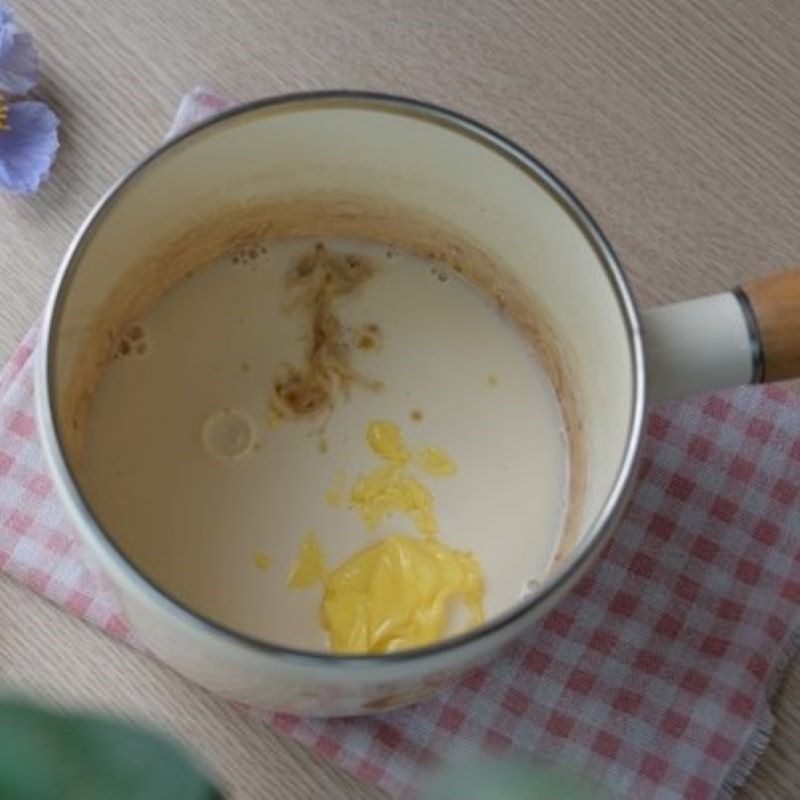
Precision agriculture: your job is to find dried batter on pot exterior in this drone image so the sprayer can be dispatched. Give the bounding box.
[269,243,382,422]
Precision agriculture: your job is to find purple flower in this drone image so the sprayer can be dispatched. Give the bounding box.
[0,5,59,193]
[0,99,58,192]
[0,5,37,95]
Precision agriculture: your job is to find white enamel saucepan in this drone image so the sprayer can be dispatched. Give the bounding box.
[36,92,800,715]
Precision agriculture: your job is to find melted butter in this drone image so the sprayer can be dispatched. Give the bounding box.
[367,420,410,463]
[325,471,348,508]
[252,552,272,571]
[416,447,457,477]
[320,534,484,653]
[348,421,456,536]
[287,532,326,588]
[288,420,484,653]
[351,463,437,536]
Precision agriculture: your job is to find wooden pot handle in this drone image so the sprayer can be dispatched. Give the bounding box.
[739,268,800,383]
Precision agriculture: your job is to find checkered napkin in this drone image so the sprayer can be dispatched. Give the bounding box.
[1,89,799,800]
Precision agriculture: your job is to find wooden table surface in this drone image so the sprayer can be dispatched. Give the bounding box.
[2,1,800,797]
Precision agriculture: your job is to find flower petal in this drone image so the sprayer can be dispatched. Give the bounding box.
[0,100,59,192]
[0,5,38,94]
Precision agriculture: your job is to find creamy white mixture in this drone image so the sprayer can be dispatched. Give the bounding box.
[83,239,568,649]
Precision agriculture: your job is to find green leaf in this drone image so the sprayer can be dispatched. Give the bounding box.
[0,698,222,800]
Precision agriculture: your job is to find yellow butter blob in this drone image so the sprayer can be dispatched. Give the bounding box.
[416,447,457,477]
[252,552,272,570]
[325,470,348,508]
[348,421,456,536]
[297,421,481,653]
[321,535,485,653]
[287,532,326,588]
[351,463,437,536]
[367,420,410,463]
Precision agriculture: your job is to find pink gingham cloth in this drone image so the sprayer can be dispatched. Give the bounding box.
[2,89,800,800]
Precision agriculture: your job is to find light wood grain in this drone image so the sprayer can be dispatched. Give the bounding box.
[1,1,800,797]
[743,268,800,383]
